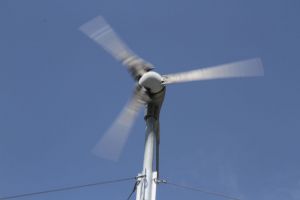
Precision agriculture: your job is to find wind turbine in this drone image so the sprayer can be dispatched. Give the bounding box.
[79,16,264,200]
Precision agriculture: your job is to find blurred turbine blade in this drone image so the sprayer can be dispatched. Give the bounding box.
[79,16,133,62]
[79,16,153,80]
[92,87,146,161]
[162,58,264,84]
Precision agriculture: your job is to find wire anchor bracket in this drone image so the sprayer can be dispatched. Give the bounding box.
[154,178,167,184]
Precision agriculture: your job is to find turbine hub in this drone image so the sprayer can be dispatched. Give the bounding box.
[139,71,164,93]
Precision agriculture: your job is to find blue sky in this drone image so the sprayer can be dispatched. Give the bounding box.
[1,0,300,199]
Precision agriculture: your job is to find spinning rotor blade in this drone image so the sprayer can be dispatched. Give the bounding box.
[92,87,148,161]
[162,58,264,84]
[79,16,153,80]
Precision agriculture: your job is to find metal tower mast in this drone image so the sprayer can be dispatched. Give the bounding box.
[136,89,165,200]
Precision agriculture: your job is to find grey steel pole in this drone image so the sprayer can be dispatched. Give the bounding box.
[136,116,158,200]
[143,116,156,200]
[136,87,165,200]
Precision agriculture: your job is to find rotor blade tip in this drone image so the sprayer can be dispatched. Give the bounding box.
[92,146,119,162]
[254,57,264,76]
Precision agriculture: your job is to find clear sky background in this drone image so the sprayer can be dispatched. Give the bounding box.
[1,0,300,199]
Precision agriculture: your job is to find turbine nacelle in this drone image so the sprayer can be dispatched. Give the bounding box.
[139,71,164,93]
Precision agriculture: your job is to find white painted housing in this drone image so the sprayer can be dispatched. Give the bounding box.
[139,71,163,93]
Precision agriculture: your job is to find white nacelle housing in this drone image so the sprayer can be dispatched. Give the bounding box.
[139,71,163,93]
